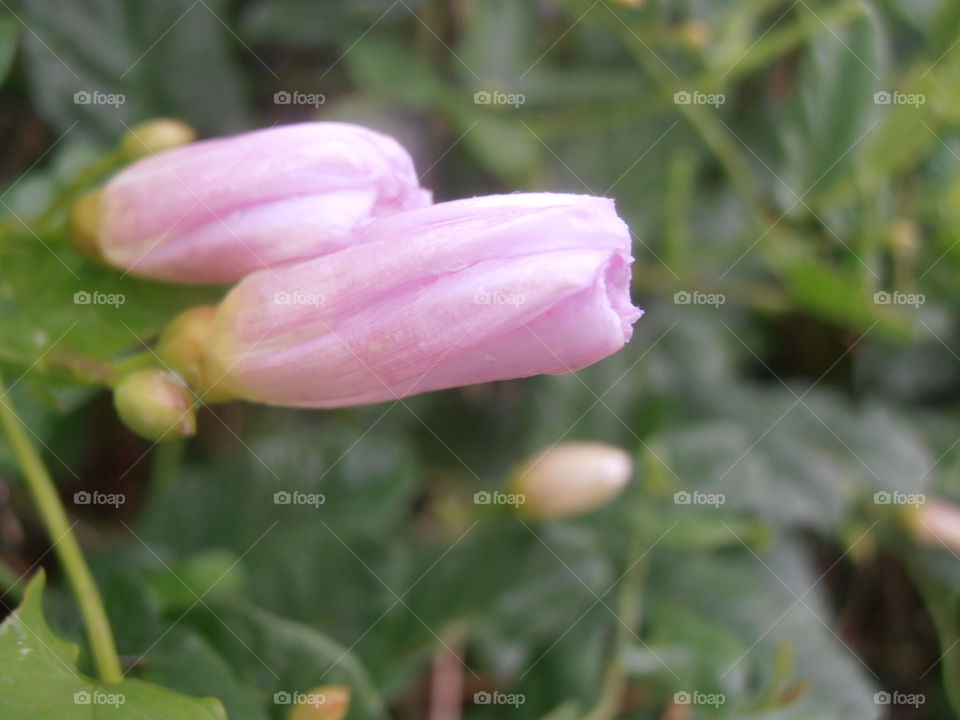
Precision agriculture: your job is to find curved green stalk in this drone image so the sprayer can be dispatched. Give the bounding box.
[0,373,122,682]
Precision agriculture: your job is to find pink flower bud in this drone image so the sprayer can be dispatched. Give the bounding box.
[910,499,960,552]
[94,122,432,283]
[512,441,633,519]
[180,193,641,407]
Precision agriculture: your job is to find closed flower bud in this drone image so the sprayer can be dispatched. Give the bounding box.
[287,686,350,720]
[120,118,197,159]
[155,305,234,401]
[512,441,633,519]
[908,500,960,552]
[68,190,106,264]
[94,122,432,283]
[192,193,642,407]
[113,369,196,442]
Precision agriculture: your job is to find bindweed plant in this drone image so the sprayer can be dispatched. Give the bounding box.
[2,1,960,719]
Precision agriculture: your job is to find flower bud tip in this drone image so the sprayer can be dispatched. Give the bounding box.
[113,369,196,442]
[512,441,632,520]
[68,190,106,264]
[287,686,351,720]
[120,118,197,160]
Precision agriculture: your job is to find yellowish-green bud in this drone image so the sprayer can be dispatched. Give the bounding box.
[113,369,196,442]
[68,190,106,264]
[156,305,234,402]
[512,441,632,519]
[677,21,711,51]
[287,686,351,720]
[120,118,197,160]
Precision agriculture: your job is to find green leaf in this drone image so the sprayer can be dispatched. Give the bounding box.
[648,542,879,718]
[0,14,19,87]
[180,602,388,720]
[779,4,884,206]
[21,0,250,140]
[0,237,220,371]
[141,630,269,720]
[0,572,227,719]
[344,35,449,109]
[241,0,402,47]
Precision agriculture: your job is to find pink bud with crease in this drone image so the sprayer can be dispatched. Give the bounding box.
[93,122,432,283]
[171,193,642,407]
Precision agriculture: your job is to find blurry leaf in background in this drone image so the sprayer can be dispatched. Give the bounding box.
[0,13,19,87]
[648,543,879,719]
[20,0,251,140]
[779,3,884,207]
[241,0,406,48]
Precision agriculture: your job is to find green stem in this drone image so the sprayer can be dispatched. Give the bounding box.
[582,541,648,720]
[0,374,122,683]
[149,439,186,500]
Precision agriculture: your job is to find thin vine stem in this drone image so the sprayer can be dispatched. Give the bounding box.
[0,373,122,682]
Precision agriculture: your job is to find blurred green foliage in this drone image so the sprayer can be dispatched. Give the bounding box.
[2,0,960,718]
